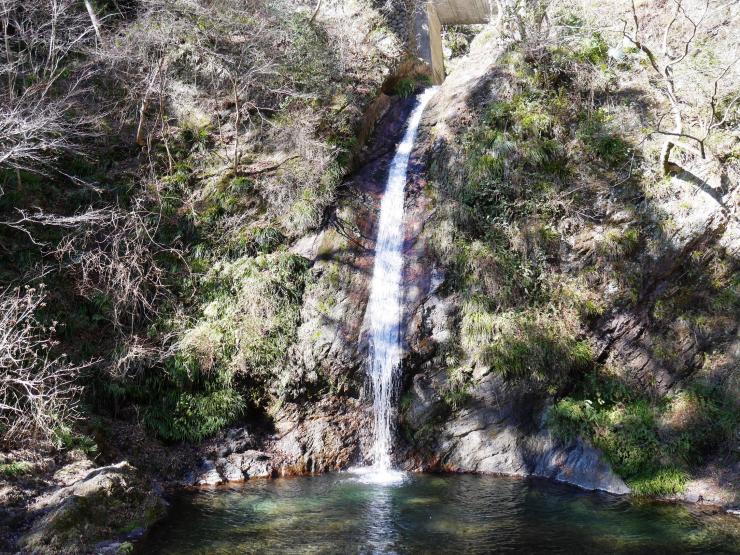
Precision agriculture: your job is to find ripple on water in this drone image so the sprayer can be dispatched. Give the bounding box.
[136,474,740,554]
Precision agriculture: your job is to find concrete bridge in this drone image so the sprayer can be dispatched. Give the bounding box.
[415,1,495,83]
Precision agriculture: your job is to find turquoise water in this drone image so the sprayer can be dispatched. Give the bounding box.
[137,473,740,554]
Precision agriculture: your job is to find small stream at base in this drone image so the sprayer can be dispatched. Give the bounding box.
[137,473,740,554]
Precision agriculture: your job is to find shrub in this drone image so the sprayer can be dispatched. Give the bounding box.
[393,77,417,98]
[143,387,245,443]
[546,370,729,496]
[551,395,687,495]
[591,401,660,478]
[440,368,473,412]
[487,323,593,387]
[574,32,609,66]
[666,385,739,466]
[629,467,688,497]
[462,309,593,389]
[598,227,640,259]
[52,424,98,455]
[578,108,630,165]
[0,285,86,449]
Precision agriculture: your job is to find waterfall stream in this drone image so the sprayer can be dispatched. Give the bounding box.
[358,87,437,482]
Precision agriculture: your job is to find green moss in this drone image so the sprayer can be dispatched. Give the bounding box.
[0,461,34,478]
[578,108,631,165]
[629,468,688,497]
[393,77,417,98]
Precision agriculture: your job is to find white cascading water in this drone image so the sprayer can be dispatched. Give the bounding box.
[354,87,437,483]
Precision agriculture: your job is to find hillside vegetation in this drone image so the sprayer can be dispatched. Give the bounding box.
[0,0,737,507]
[409,0,738,497]
[0,0,407,451]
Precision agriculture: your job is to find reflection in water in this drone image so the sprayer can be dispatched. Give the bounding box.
[137,473,740,554]
[366,485,399,554]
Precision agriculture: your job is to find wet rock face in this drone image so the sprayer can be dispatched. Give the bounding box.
[193,397,374,485]
[283,96,423,399]
[398,366,630,494]
[18,462,166,555]
[268,398,374,474]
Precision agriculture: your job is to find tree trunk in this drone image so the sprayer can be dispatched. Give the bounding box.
[310,0,322,24]
[660,78,683,175]
[136,99,149,147]
[83,0,102,41]
[233,80,240,175]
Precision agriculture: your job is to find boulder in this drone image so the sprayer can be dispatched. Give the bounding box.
[195,460,223,486]
[219,459,245,482]
[19,462,167,555]
[52,459,96,486]
[235,451,274,479]
[401,366,629,494]
[528,434,630,494]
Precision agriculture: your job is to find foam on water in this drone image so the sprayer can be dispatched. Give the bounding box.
[346,466,408,486]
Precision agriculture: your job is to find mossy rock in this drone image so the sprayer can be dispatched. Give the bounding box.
[19,462,167,554]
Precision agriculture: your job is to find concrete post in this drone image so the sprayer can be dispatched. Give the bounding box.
[426,4,445,84]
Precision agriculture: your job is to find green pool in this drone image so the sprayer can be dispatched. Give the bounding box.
[137,473,740,554]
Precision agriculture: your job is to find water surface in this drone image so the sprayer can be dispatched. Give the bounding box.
[137,473,740,554]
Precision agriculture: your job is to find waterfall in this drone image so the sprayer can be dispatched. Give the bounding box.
[361,87,437,480]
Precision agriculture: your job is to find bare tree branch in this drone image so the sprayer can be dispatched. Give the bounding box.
[0,284,91,448]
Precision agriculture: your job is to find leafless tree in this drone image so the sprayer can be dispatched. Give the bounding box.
[0,284,88,448]
[54,200,178,332]
[2,198,178,332]
[495,0,555,45]
[83,0,102,41]
[2,206,111,245]
[623,0,738,174]
[0,0,98,177]
[310,0,323,24]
